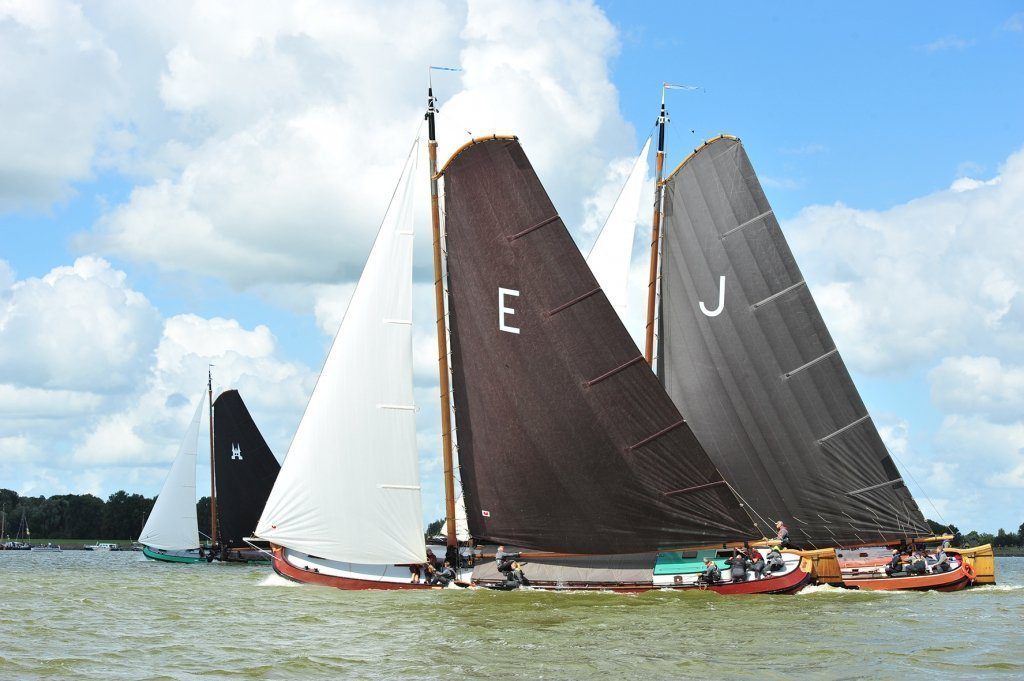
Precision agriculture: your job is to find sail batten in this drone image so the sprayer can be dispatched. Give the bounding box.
[442,137,757,554]
[255,140,425,565]
[657,136,929,546]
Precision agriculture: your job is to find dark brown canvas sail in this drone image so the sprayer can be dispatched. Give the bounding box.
[440,137,758,554]
[657,136,929,547]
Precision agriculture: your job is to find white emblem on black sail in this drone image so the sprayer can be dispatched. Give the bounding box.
[231,443,243,460]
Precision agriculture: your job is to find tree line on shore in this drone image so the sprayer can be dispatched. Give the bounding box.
[0,489,214,541]
[3,488,1023,547]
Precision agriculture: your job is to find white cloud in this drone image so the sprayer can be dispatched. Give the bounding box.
[65,0,633,291]
[0,0,123,208]
[0,256,162,393]
[929,356,1024,423]
[920,36,973,53]
[787,145,1024,375]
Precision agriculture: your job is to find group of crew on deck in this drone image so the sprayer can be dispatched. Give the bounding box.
[697,545,787,585]
[884,542,955,577]
[409,551,456,586]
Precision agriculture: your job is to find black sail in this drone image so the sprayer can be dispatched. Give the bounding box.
[657,136,928,547]
[213,390,281,548]
[441,137,757,554]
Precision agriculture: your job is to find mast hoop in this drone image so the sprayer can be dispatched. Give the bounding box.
[508,214,560,242]
[434,134,519,179]
[585,355,645,387]
[547,286,602,316]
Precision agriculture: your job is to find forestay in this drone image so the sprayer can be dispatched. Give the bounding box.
[139,395,204,551]
[256,142,425,565]
[657,136,929,547]
[586,136,651,319]
[440,137,758,554]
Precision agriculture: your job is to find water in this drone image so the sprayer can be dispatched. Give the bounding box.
[1,553,1022,679]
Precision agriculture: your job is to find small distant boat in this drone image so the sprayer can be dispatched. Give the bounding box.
[139,394,205,564]
[85,543,120,551]
[30,543,62,552]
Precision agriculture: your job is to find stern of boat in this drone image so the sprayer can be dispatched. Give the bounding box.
[792,547,842,585]
[947,544,995,585]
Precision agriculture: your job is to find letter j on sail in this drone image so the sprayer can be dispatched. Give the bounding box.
[700,276,726,317]
[499,287,520,333]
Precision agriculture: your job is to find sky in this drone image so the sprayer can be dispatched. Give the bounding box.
[1,1,1022,534]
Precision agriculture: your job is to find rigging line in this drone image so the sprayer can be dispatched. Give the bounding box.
[886,447,949,530]
[723,481,774,537]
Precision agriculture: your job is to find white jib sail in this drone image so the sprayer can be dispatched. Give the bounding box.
[585,136,652,319]
[444,495,470,543]
[138,394,204,551]
[256,140,425,565]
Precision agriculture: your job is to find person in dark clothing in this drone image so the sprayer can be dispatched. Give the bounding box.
[906,551,927,575]
[495,545,519,578]
[428,560,456,587]
[765,547,785,572]
[697,558,721,585]
[884,549,903,576]
[725,550,748,583]
[932,547,950,573]
[748,550,767,579]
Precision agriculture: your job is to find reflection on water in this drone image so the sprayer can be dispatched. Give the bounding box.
[1,552,1021,679]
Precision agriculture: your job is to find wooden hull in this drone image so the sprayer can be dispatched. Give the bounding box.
[842,563,972,592]
[794,547,842,585]
[947,544,995,585]
[271,546,436,590]
[272,546,810,594]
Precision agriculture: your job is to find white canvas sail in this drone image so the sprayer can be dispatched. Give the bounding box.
[444,495,469,542]
[586,137,651,319]
[256,142,425,565]
[138,394,204,551]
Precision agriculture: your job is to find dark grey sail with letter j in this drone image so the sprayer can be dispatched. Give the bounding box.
[657,135,928,548]
[440,136,758,555]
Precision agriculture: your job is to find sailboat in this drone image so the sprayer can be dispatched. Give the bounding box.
[208,387,280,563]
[257,82,823,594]
[644,100,992,589]
[140,394,205,563]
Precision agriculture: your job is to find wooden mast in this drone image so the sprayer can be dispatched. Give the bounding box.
[643,91,668,366]
[426,79,458,557]
[208,366,217,546]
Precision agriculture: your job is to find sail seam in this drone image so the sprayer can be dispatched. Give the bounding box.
[751,280,806,309]
[548,287,603,316]
[662,479,727,497]
[585,355,644,387]
[627,419,686,451]
[383,318,413,325]
[720,209,773,238]
[507,214,559,241]
[377,404,416,411]
[817,414,871,444]
[845,478,903,497]
[783,348,838,379]
[378,484,421,490]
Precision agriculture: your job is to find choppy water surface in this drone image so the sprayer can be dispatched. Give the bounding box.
[1,552,1021,679]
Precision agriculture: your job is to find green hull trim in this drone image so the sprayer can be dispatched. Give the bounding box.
[142,545,204,564]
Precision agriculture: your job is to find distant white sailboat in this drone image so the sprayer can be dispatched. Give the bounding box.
[139,395,204,564]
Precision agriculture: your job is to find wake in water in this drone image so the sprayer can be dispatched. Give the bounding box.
[258,573,299,587]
